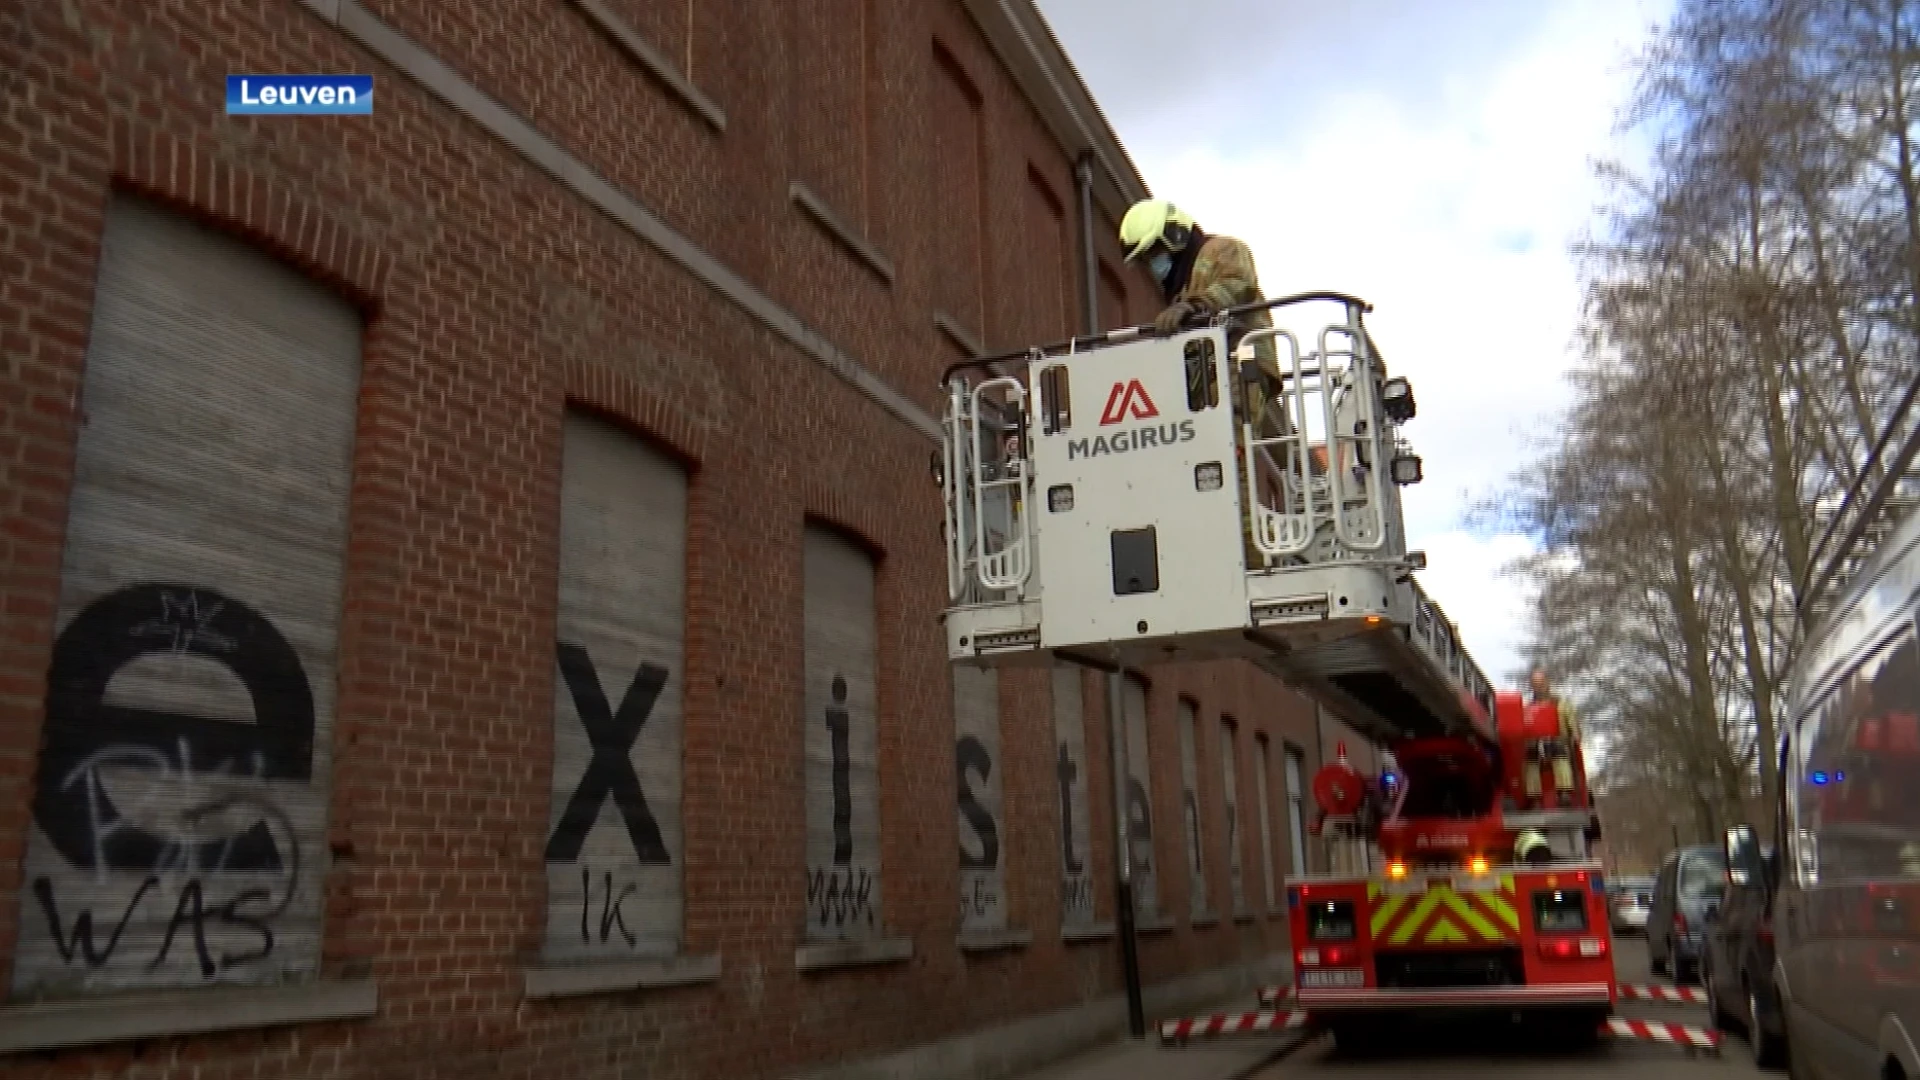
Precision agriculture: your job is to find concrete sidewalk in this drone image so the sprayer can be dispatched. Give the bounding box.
[1005,1033,1301,1080]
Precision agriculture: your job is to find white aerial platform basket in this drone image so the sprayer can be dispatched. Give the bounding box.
[937,292,1497,744]
[1030,329,1248,648]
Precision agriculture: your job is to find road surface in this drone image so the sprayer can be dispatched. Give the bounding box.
[1246,934,1771,1079]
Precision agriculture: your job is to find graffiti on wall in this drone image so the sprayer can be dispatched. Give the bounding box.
[805,675,878,932]
[13,194,366,997]
[548,648,671,864]
[954,666,1004,932]
[1176,701,1208,917]
[18,585,325,994]
[803,529,884,941]
[1221,720,1246,914]
[804,674,879,932]
[1052,666,1096,926]
[1125,777,1157,916]
[1122,679,1159,919]
[543,646,676,954]
[542,413,687,962]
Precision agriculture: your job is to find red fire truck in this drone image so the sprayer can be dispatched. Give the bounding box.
[933,293,1630,1044]
[1286,690,1615,1040]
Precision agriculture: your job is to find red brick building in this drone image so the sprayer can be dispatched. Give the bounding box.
[0,1,1353,1076]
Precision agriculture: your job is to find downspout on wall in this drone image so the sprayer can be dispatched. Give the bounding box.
[1073,145,1145,1039]
[1074,150,1099,336]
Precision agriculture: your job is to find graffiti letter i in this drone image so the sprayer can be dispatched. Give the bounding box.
[827,676,852,864]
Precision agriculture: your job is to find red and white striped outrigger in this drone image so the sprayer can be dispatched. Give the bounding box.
[1614,983,1709,1006]
[1255,984,1295,1007]
[1158,1009,1310,1045]
[1159,983,1724,1056]
[1603,1018,1723,1054]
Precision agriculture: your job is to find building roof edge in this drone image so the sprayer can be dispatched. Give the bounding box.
[959,0,1153,223]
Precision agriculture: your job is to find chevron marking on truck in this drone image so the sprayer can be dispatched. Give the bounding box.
[1603,1018,1723,1054]
[1158,1009,1311,1044]
[1367,877,1519,945]
[1615,983,1709,1005]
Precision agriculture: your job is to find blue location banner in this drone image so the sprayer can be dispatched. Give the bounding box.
[226,75,373,115]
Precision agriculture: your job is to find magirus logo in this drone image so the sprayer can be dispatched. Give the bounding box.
[1069,379,1197,459]
[1068,419,1197,460]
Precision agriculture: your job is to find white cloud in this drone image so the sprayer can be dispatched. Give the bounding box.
[1041,0,1669,684]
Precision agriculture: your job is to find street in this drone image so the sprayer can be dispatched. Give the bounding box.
[1241,935,1766,1080]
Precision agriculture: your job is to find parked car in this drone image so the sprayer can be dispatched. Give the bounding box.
[1648,844,1727,984]
[1610,876,1654,933]
[1704,833,1785,1068]
[1768,501,1919,1080]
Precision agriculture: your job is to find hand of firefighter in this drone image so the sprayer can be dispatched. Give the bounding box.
[1153,296,1211,334]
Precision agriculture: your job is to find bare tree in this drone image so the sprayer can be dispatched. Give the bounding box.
[1491,0,1918,843]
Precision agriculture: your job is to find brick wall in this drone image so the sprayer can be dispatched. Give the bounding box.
[0,0,1345,1076]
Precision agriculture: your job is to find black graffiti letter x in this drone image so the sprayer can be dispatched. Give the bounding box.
[545,644,671,865]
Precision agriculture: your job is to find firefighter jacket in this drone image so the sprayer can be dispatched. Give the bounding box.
[1172,235,1285,436]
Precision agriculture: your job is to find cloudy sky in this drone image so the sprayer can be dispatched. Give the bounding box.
[1036,0,1673,685]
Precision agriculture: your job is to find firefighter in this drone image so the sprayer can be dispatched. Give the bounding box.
[1119,199,1292,566]
[1515,827,1553,867]
[1525,667,1581,809]
[1118,199,1287,434]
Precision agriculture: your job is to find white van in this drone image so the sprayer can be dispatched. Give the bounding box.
[1770,500,1920,1080]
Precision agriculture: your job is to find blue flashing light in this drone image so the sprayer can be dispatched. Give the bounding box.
[1811,771,1829,786]
[1834,771,1845,782]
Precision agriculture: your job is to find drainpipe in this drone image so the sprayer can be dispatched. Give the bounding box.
[1077,148,1145,1040]
[1074,150,1100,335]
[1107,665,1145,1040]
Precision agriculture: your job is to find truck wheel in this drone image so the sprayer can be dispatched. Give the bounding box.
[1326,1019,1380,1053]
[1553,1009,1607,1048]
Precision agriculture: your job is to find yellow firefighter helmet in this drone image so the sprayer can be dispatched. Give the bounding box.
[1515,828,1552,866]
[1118,199,1197,264]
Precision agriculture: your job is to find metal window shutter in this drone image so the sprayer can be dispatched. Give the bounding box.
[1221,721,1245,912]
[1177,700,1207,915]
[1122,677,1158,919]
[801,526,883,941]
[542,412,688,962]
[955,665,1004,933]
[17,195,361,997]
[1255,739,1277,907]
[1286,748,1309,876]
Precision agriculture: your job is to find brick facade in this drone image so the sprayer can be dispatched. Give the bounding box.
[0,1,1344,1076]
